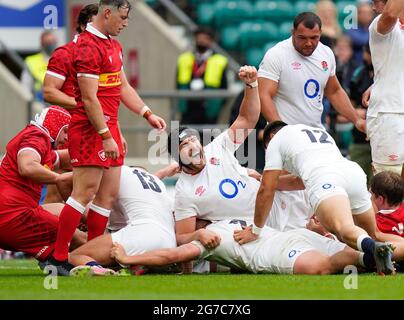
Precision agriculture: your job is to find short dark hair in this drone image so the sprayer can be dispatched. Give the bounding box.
[293,12,322,30]
[263,121,287,147]
[194,27,214,39]
[76,4,99,34]
[370,171,404,207]
[99,0,132,11]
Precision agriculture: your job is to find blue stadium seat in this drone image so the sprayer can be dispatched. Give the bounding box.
[220,25,241,50]
[239,21,279,50]
[214,1,253,27]
[254,1,295,23]
[245,47,265,68]
[278,21,293,41]
[196,3,216,26]
[294,1,316,15]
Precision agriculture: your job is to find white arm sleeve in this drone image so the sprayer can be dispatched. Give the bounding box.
[264,135,284,171]
[257,47,282,82]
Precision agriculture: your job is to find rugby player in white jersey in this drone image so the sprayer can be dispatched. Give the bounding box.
[68,165,176,275]
[110,219,379,275]
[234,121,404,275]
[258,12,365,132]
[366,0,404,175]
[168,67,312,254]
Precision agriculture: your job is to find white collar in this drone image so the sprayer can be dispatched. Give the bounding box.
[86,23,109,40]
[379,208,399,215]
[30,121,53,142]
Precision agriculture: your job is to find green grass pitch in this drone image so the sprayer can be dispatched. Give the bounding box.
[0,259,403,300]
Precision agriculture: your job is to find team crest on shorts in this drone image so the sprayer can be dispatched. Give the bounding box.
[321,61,328,71]
[209,157,220,166]
[98,150,107,161]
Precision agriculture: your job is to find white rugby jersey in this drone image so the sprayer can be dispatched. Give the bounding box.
[368,15,404,117]
[267,190,312,231]
[258,37,336,128]
[108,165,175,233]
[194,219,292,273]
[174,131,259,222]
[264,124,346,181]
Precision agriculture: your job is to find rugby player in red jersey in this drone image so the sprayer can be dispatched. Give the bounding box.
[0,106,84,263]
[48,0,166,275]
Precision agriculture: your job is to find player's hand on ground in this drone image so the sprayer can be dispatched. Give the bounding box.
[233,226,258,245]
[197,229,221,249]
[361,87,371,108]
[147,114,166,131]
[110,242,128,264]
[121,134,128,156]
[103,137,120,160]
[238,65,257,84]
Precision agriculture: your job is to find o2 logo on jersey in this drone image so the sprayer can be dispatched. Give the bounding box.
[219,178,246,199]
[288,250,300,258]
[304,79,320,99]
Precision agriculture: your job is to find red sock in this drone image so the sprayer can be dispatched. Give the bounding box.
[87,205,110,241]
[53,200,84,261]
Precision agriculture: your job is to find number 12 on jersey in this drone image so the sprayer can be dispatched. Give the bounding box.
[301,129,332,144]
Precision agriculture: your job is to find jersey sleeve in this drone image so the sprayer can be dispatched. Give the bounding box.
[211,130,243,154]
[264,134,284,171]
[174,185,199,221]
[17,131,49,161]
[258,47,282,82]
[369,15,393,39]
[46,46,70,81]
[75,39,103,78]
[328,47,336,77]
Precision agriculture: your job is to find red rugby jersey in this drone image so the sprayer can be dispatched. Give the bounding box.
[376,204,404,238]
[0,125,57,208]
[46,39,77,98]
[73,23,123,123]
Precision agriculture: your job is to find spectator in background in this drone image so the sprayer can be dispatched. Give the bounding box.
[349,44,374,182]
[334,35,358,93]
[316,0,342,48]
[21,31,58,102]
[332,35,359,155]
[346,1,374,64]
[176,27,228,125]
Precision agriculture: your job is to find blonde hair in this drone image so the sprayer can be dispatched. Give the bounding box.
[315,0,342,39]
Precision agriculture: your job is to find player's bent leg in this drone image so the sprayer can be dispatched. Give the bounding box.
[316,195,368,250]
[41,203,65,217]
[69,229,87,251]
[69,233,115,267]
[293,250,334,275]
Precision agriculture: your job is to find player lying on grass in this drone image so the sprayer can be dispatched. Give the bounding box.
[234,121,404,275]
[67,165,178,276]
[108,219,379,275]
